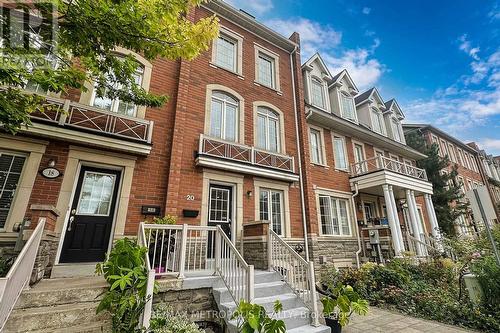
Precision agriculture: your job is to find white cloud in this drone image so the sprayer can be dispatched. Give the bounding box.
[362,7,371,15]
[224,0,273,15]
[478,139,500,154]
[458,34,480,60]
[265,17,384,90]
[488,2,500,20]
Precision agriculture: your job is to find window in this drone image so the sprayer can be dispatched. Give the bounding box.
[457,148,464,166]
[311,77,326,109]
[332,135,348,170]
[353,143,366,173]
[256,107,280,152]
[210,91,239,141]
[257,52,275,88]
[364,202,375,221]
[310,128,323,165]
[77,171,116,216]
[0,152,26,229]
[319,195,351,236]
[431,135,441,156]
[371,109,384,134]
[448,143,457,163]
[375,149,385,168]
[215,34,237,72]
[340,93,357,122]
[392,119,402,142]
[92,66,144,117]
[260,189,284,236]
[440,139,449,158]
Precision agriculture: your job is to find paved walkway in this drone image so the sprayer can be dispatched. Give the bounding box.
[344,307,474,333]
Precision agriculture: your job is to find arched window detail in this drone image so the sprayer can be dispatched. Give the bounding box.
[256,107,280,153]
[210,91,239,142]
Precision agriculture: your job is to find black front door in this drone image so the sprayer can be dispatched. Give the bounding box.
[60,166,121,263]
[207,184,233,258]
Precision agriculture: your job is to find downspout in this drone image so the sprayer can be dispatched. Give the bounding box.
[350,182,362,268]
[290,47,309,260]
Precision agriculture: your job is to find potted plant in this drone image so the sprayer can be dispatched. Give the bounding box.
[321,283,368,333]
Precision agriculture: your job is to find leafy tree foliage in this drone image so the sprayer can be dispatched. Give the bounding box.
[1,0,219,134]
[405,131,469,236]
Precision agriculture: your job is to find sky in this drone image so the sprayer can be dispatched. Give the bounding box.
[225,0,500,155]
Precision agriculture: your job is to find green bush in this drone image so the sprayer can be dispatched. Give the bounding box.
[150,304,204,333]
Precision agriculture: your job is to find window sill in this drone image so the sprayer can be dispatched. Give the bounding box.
[209,62,244,80]
[334,168,349,173]
[253,81,282,95]
[311,162,329,169]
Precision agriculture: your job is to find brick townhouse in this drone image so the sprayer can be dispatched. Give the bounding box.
[297,54,441,266]
[402,124,498,235]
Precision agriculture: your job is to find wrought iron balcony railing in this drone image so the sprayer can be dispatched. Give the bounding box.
[198,134,295,173]
[350,155,427,181]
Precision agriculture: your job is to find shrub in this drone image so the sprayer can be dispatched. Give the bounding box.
[150,304,204,333]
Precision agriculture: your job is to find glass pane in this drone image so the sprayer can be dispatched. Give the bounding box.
[210,99,223,138]
[342,95,355,121]
[339,200,350,235]
[319,196,332,235]
[269,118,278,152]
[216,36,236,71]
[311,80,324,108]
[225,104,237,141]
[256,115,267,149]
[310,131,321,164]
[271,191,283,235]
[259,190,269,221]
[209,188,230,222]
[331,198,340,235]
[0,153,26,229]
[93,94,113,111]
[258,55,273,87]
[77,172,116,216]
[334,138,347,169]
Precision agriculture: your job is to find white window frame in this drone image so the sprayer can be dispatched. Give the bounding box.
[457,148,464,166]
[0,150,27,230]
[339,91,357,122]
[254,44,280,91]
[440,139,449,158]
[332,133,348,171]
[310,76,327,110]
[374,148,385,168]
[211,27,243,76]
[258,188,285,236]
[256,106,281,153]
[371,108,384,134]
[352,140,367,172]
[392,118,403,142]
[309,126,326,166]
[210,91,239,142]
[317,191,353,237]
[448,143,457,163]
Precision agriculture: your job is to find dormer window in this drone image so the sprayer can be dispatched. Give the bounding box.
[371,108,384,134]
[391,118,402,142]
[340,93,356,122]
[311,77,326,109]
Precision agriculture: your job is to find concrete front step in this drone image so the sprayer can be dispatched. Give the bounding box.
[214,280,292,304]
[4,302,109,332]
[287,324,331,333]
[219,292,300,314]
[15,276,107,309]
[227,306,312,332]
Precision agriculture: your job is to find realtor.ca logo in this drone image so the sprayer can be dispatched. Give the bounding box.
[1,1,58,68]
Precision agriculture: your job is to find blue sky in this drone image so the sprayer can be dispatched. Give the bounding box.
[226,0,500,155]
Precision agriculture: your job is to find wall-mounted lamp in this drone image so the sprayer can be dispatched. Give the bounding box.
[246,190,253,198]
[48,159,56,167]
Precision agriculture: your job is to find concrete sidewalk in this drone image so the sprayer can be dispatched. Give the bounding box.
[344,307,474,333]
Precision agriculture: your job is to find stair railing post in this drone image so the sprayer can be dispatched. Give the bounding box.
[142,269,155,328]
[178,224,188,279]
[214,229,221,275]
[247,265,254,302]
[308,261,320,327]
[267,229,273,272]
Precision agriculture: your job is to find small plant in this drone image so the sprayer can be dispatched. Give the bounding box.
[152,215,177,225]
[321,284,369,327]
[150,304,205,333]
[231,300,286,333]
[96,238,157,332]
[0,255,15,277]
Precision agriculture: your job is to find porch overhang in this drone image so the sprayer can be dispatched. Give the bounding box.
[350,169,433,198]
[196,155,300,182]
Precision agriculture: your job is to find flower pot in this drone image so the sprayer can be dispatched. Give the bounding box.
[325,317,342,333]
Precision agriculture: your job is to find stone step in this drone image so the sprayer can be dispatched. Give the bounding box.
[219,292,300,314]
[254,270,282,284]
[213,280,292,304]
[15,276,108,309]
[4,302,109,332]
[287,324,331,333]
[227,306,312,332]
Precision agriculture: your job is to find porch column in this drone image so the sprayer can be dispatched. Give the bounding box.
[406,190,424,256]
[424,194,443,251]
[389,185,405,252]
[383,185,402,255]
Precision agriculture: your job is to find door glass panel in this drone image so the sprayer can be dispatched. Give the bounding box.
[259,190,269,221]
[209,187,230,222]
[0,153,26,229]
[271,191,283,235]
[77,172,116,216]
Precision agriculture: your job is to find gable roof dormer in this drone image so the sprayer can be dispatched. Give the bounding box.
[355,87,386,110]
[384,99,405,120]
[330,69,358,96]
[302,53,333,82]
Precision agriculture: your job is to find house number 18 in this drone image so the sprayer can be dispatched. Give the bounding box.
[186,195,195,201]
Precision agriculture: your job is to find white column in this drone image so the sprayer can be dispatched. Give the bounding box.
[383,185,402,255]
[410,191,428,256]
[389,186,405,252]
[406,190,424,256]
[424,194,443,251]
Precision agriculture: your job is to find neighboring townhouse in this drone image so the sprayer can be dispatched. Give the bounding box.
[298,54,440,267]
[402,124,490,235]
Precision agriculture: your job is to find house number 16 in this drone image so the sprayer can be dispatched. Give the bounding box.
[186,195,195,201]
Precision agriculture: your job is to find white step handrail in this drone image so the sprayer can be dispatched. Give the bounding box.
[268,229,320,327]
[0,219,45,331]
[138,223,155,329]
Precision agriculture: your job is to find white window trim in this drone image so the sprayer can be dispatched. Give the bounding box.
[308,74,329,111]
[315,188,354,238]
[370,107,386,135]
[352,140,367,169]
[440,139,449,158]
[308,125,328,167]
[254,179,291,238]
[254,43,281,92]
[447,143,457,163]
[331,132,349,172]
[204,84,245,143]
[210,26,244,77]
[253,101,286,153]
[391,117,403,142]
[338,90,358,123]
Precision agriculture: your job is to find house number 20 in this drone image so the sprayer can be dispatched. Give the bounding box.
[186,195,195,201]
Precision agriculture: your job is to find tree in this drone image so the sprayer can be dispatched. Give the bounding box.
[1,0,219,134]
[405,131,469,236]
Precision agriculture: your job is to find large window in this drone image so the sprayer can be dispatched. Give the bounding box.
[92,66,144,117]
[210,91,239,141]
[214,34,237,72]
[259,189,284,236]
[319,195,351,236]
[257,52,276,88]
[340,93,357,122]
[311,77,326,109]
[371,109,384,134]
[0,152,26,229]
[310,128,323,164]
[392,119,402,142]
[256,107,280,152]
[333,135,348,170]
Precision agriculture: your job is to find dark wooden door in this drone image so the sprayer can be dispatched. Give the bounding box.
[59,166,121,263]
